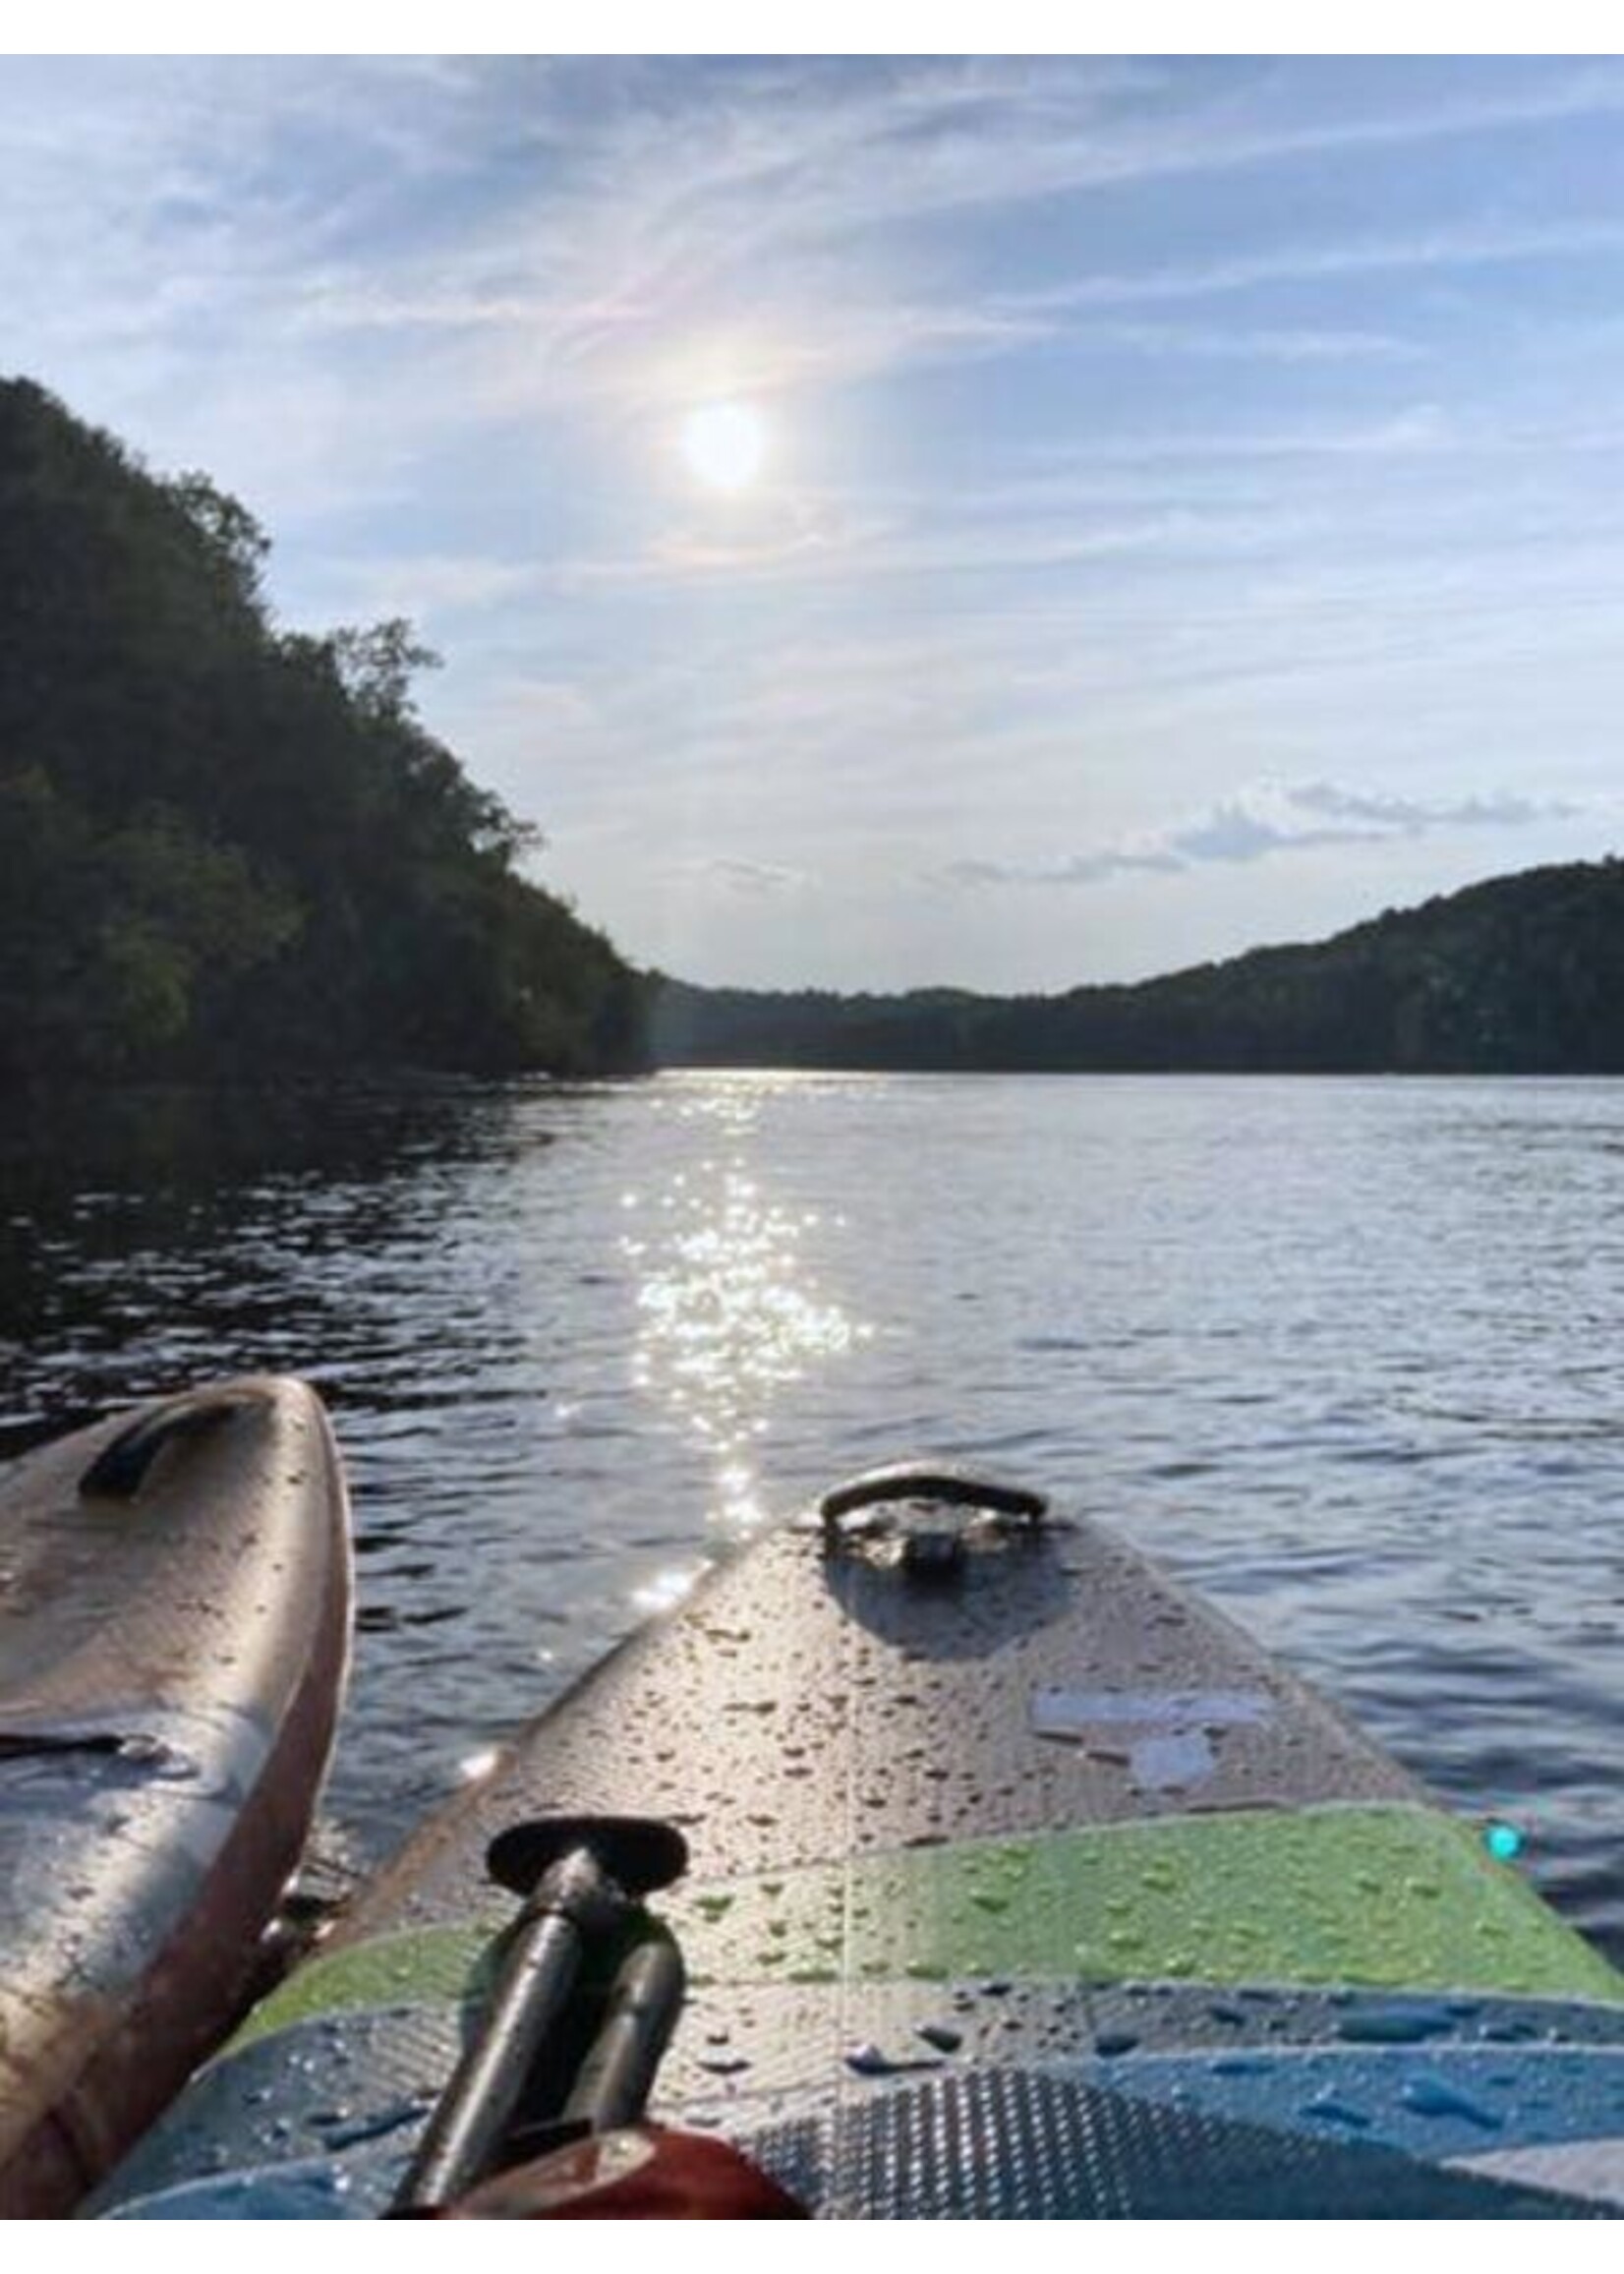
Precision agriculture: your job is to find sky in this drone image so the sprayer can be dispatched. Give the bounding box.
[6,49,1624,992]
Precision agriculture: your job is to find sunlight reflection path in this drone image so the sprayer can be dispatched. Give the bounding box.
[623,1081,865,1598]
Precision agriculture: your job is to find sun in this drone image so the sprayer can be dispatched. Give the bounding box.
[680,399,768,493]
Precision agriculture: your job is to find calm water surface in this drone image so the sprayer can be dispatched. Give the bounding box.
[4,1073,1623,1964]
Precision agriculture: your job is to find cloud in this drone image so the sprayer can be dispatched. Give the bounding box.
[39,54,1617,472]
[661,857,809,897]
[943,780,1583,887]
[1281,782,1573,833]
[551,492,1321,594]
[555,496,895,588]
[318,553,543,622]
[1012,213,1624,322]
[482,57,1624,277]
[18,54,1624,554]
[944,849,1185,888]
[1081,320,1423,365]
[300,64,1624,454]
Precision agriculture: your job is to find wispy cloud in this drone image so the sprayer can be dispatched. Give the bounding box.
[662,856,810,897]
[268,69,1624,445]
[941,782,1584,889]
[17,57,1624,512]
[425,57,1624,293]
[319,553,544,624]
[1012,213,1624,321]
[1080,320,1424,365]
[551,492,1328,593]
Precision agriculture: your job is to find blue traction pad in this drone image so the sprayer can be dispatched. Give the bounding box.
[93,1983,1624,2219]
[724,2067,1622,2219]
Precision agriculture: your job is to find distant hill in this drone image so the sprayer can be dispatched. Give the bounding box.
[0,379,647,1085]
[653,858,1624,1074]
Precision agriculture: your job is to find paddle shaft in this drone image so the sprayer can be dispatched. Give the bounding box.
[394,1846,619,2213]
[561,1936,686,2130]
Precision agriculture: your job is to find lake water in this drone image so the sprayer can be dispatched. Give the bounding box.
[4,1071,1624,1966]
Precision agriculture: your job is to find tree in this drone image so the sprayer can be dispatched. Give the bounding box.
[0,378,650,1084]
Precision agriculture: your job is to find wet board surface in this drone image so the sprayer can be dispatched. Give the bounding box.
[0,1375,351,2214]
[93,1478,1624,2218]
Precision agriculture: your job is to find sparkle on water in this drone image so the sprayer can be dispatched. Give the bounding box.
[628,1084,864,1541]
[632,1562,704,1616]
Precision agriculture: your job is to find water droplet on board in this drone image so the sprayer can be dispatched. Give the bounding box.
[1400,2075,1503,2129]
[1335,2003,1453,2046]
[321,2100,427,2150]
[116,1734,170,1765]
[1302,2092,1371,2129]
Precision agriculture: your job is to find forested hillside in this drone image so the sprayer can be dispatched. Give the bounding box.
[0,379,647,1084]
[653,858,1624,1074]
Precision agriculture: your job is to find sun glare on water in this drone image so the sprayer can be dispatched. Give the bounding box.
[680,399,768,493]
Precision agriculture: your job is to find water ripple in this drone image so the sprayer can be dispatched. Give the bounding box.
[3,1070,1623,1970]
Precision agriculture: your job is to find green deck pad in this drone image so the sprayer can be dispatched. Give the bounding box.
[230,1914,671,2051]
[231,1925,494,2048]
[230,1804,1623,2062]
[664,1804,1624,2003]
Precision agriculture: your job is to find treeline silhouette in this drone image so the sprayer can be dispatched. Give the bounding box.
[0,379,646,1085]
[653,856,1624,1073]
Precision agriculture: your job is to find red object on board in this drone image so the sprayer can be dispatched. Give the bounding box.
[447,2125,807,2219]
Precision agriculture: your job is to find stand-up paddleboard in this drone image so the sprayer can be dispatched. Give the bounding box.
[94,1467,1624,2219]
[0,1375,352,2215]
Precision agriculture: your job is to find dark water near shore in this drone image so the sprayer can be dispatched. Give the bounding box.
[4,1072,1624,1965]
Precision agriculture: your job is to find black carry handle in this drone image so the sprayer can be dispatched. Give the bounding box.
[391,1814,688,2215]
[820,1462,1047,1546]
[79,1387,261,1501]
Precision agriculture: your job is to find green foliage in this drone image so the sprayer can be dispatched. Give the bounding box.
[653,858,1624,1075]
[0,378,649,1084]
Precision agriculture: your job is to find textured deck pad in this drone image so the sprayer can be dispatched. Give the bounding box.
[1039,2043,1624,2170]
[100,2052,1623,2220]
[347,1518,1420,1939]
[726,2068,1617,2219]
[663,1806,1624,2000]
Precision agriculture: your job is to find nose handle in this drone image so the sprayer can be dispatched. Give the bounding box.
[820,1463,1047,1560]
[79,1386,261,1501]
